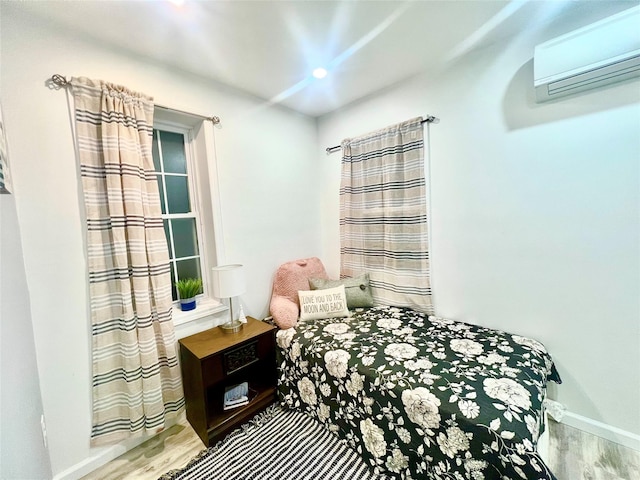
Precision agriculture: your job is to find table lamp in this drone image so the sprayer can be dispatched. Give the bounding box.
[212,264,246,333]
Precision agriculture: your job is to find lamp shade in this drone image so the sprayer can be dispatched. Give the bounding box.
[211,264,246,298]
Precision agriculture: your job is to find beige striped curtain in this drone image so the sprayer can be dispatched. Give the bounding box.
[71,77,184,445]
[340,117,433,314]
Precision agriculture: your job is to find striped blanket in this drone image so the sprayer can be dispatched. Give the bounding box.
[159,405,388,480]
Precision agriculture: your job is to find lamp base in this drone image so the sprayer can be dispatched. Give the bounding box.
[220,319,243,334]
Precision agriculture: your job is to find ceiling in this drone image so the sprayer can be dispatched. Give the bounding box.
[17,0,639,117]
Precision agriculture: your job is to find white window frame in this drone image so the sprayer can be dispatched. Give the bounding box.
[154,125,204,298]
[154,108,227,325]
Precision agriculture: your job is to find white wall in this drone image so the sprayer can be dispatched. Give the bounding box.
[2,2,639,477]
[1,6,321,478]
[318,14,640,442]
[1,194,53,480]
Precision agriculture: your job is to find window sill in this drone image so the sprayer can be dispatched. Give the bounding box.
[172,298,228,327]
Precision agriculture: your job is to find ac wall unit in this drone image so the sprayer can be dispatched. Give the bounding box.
[534,5,640,102]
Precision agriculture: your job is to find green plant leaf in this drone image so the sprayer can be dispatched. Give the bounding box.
[175,277,203,299]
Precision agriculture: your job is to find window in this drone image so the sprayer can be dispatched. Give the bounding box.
[152,108,224,312]
[152,128,203,301]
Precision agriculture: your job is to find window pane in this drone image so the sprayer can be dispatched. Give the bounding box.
[165,176,190,214]
[176,258,202,290]
[157,175,167,214]
[172,218,199,258]
[160,131,187,174]
[163,220,173,259]
[152,130,161,172]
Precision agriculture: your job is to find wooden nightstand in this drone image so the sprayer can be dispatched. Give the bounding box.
[178,316,277,446]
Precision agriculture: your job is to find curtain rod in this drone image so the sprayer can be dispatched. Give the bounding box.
[49,74,221,125]
[325,115,439,155]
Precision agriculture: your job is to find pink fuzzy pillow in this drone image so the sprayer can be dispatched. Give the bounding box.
[269,257,328,329]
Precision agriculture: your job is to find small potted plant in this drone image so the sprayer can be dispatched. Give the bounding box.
[175,278,203,311]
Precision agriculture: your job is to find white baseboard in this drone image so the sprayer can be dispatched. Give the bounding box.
[52,439,144,480]
[52,416,182,480]
[562,410,640,452]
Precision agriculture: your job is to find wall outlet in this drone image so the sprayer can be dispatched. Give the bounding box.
[40,414,48,448]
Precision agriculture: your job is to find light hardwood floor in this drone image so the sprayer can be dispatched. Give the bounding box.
[547,419,640,480]
[80,414,203,480]
[82,413,640,480]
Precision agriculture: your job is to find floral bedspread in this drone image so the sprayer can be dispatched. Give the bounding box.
[276,306,561,479]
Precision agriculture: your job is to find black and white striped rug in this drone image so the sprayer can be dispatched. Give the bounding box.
[159,405,388,480]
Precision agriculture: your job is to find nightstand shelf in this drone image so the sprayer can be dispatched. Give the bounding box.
[207,385,276,440]
[179,317,277,446]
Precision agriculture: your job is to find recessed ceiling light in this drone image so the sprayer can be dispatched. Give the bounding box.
[312,68,328,79]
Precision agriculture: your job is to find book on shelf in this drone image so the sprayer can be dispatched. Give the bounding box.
[223,382,249,410]
[223,397,249,410]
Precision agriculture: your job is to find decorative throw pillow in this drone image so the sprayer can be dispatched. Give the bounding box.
[269,257,329,329]
[298,285,350,321]
[309,273,374,309]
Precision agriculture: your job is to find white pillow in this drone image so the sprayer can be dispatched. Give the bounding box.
[298,285,350,321]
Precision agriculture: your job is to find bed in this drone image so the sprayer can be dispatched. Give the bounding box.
[276,305,561,479]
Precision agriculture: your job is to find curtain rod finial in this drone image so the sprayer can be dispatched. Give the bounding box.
[51,74,69,87]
